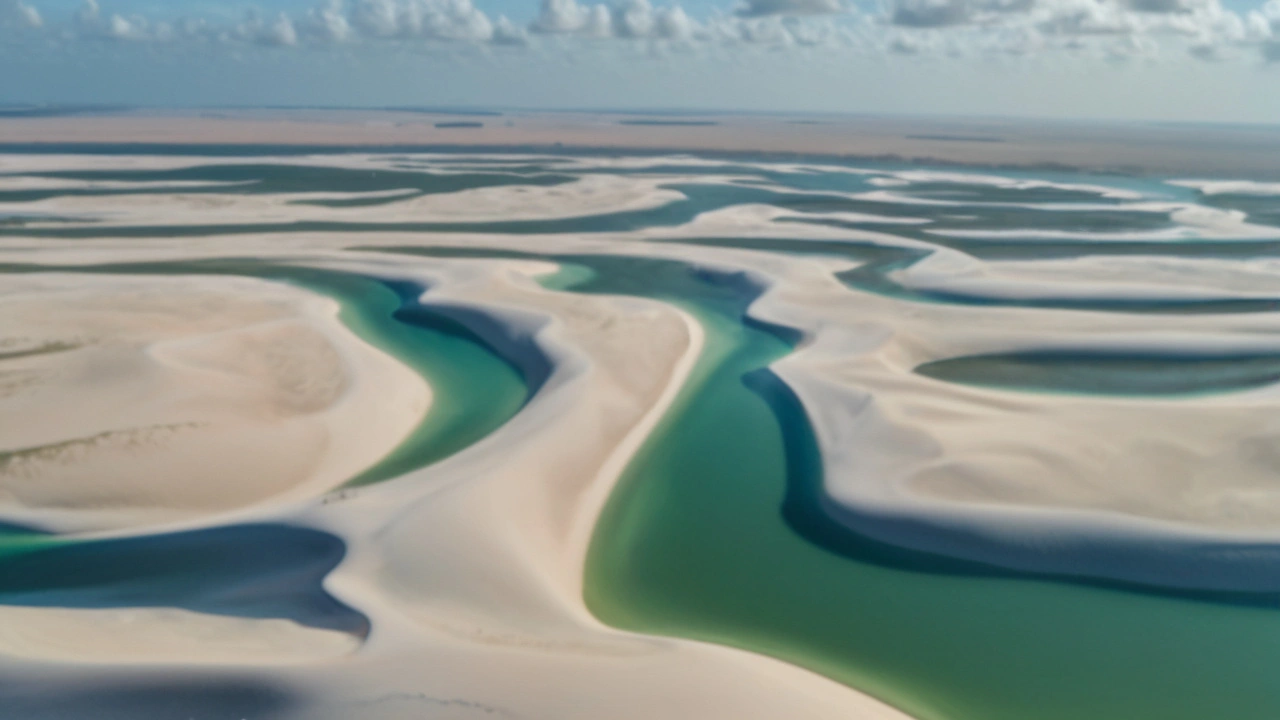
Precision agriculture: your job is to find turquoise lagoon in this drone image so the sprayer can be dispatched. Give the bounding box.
[6,150,1280,719]
[367,246,1280,720]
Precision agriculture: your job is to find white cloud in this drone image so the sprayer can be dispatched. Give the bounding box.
[236,11,299,46]
[1245,10,1271,39]
[492,14,530,44]
[75,0,98,26]
[891,0,974,27]
[301,0,354,43]
[1,0,40,28]
[582,4,614,36]
[71,0,313,47]
[881,0,1275,63]
[737,0,845,17]
[1036,0,1137,36]
[1105,31,1158,57]
[9,0,1280,67]
[654,6,697,39]
[350,0,398,36]
[612,0,655,37]
[532,0,592,32]
[702,13,845,46]
[1256,0,1280,59]
[1123,0,1194,13]
[74,0,161,41]
[888,0,1035,28]
[349,0,492,41]
[529,0,704,41]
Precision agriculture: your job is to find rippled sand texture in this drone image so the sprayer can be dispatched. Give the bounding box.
[4,147,1280,720]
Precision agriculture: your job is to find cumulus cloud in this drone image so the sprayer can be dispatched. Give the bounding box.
[348,0,493,41]
[530,0,844,46]
[528,0,705,41]
[1,0,41,28]
[611,0,655,37]
[881,0,1278,63]
[737,0,845,17]
[75,0,208,43]
[654,5,697,39]
[1036,0,1137,36]
[300,0,354,43]
[891,0,973,27]
[492,14,530,44]
[702,12,845,46]
[532,0,591,32]
[1104,31,1158,58]
[75,0,143,40]
[889,0,1033,28]
[69,0,302,45]
[1123,0,1194,14]
[1249,0,1280,59]
[10,0,1280,66]
[581,4,615,35]
[236,11,299,46]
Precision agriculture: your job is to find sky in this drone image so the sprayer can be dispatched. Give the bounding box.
[3,0,1280,123]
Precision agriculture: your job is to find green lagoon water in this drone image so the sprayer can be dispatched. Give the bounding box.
[502,256,1280,720]
[15,251,1280,720]
[0,261,530,488]
[278,271,528,486]
[917,351,1280,397]
[368,246,1280,720]
[0,523,366,641]
[11,151,1280,719]
[0,262,527,649]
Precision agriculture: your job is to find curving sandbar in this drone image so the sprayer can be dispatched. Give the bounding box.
[11,147,1280,720]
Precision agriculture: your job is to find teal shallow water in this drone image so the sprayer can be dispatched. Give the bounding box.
[10,151,1280,719]
[0,261,530,488]
[276,271,528,487]
[570,259,1280,720]
[367,246,1280,720]
[0,262,528,660]
[6,242,1280,720]
[917,350,1280,396]
[0,524,363,633]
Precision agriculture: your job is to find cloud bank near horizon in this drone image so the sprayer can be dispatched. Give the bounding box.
[2,0,1279,65]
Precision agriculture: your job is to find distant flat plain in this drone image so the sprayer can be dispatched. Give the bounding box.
[3,108,1279,178]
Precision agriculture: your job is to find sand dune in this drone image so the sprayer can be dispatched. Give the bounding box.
[10,149,1280,718]
[0,272,428,532]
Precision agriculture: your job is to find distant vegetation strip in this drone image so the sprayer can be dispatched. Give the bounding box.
[619,119,720,127]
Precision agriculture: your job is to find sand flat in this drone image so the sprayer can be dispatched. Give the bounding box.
[0,272,429,532]
[3,109,1280,177]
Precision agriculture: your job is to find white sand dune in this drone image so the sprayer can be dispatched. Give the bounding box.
[748,255,1280,592]
[11,150,1280,717]
[0,247,914,719]
[891,248,1280,301]
[0,272,428,533]
[286,260,911,720]
[0,172,699,227]
[924,205,1280,241]
[884,169,1148,200]
[1170,179,1280,196]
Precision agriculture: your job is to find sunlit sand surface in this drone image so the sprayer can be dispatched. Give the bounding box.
[5,134,1280,719]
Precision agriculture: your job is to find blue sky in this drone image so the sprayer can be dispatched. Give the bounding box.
[4,0,1280,122]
